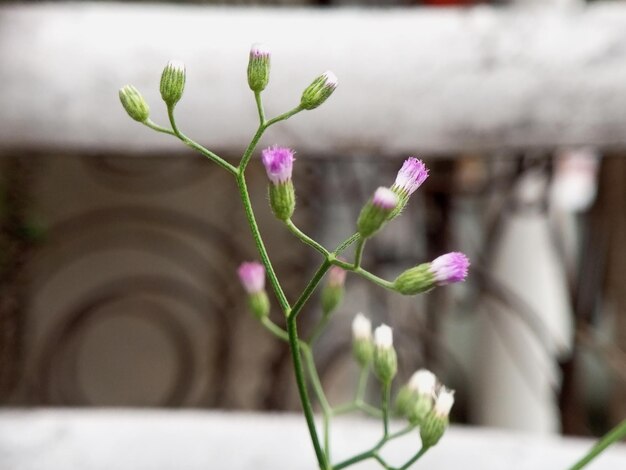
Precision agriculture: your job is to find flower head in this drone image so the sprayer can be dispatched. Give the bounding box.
[261,146,295,185]
[434,387,455,418]
[300,71,338,110]
[372,187,398,210]
[374,324,393,349]
[237,261,266,294]
[430,252,470,285]
[119,85,149,122]
[352,313,372,340]
[393,157,429,196]
[160,60,186,106]
[250,43,270,58]
[248,43,271,92]
[408,369,437,397]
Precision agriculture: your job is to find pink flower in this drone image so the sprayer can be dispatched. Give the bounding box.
[327,265,347,288]
[261,146,295,185]
[429,252,469,285]
[393,157,429,196]
[237,261,266,294]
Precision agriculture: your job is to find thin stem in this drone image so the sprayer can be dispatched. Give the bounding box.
[382,382,391,438]
[287,314,328,469]
[165,106,237,175]
[354,238,366,268]
[569,419,626,470]
[302,345,333,461]
[289,260,332,320]
[236,173,290,314]
[308,313,331,345]
[285,219,330,257]
[239,105,304,171]
[334,233,361,255]
[143,119,176,136]
[356,366,369,402]
[254,91,266,124]
[331,258,396,291]
[260,317,289,342]
[398,447,429,470]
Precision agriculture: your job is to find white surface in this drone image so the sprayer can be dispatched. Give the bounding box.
[2,3,626,155]
[0,410,624,469]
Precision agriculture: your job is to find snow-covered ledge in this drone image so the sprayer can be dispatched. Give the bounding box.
[2,3,626,156]
[0,410,625,469]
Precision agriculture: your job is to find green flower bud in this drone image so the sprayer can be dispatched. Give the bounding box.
[373,324,397,384]
[160,60,186,107]
[119,85,149,122]
[420,387,454,448]
[409,394,434,426]
[248,291,270,320]
[352,313,374,367]
[394,385,416,417]
[268,181,296,221]
[357,187,399,238]
[321,266,346,315]
[393,263,435,295]
[247,43,270,92]
[300,71,338,110]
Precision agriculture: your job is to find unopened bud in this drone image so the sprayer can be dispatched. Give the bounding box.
[394,252,469,295]
[321,266,346,315]
[119,85,149,122]
[247,43,271,92]
[300,71,338,110]
[352,313,374,367]
[238,261,269,319]
[248,291,270,320]
[357,187,398,238]
[160,60,186,107]
[373,324,397,383]
[262,146,296,221]
[420,387,454,448]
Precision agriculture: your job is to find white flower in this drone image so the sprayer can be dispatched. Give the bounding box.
[408,369,437,396]
[374,324,393,349]
[352,313,372,340]
[434,387,455,418]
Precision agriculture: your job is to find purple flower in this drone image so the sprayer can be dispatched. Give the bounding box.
[393,158,429,196]
[372,187,398,210]
[429,252,469,285]
[261,146,295,185]
[237,261,266,294]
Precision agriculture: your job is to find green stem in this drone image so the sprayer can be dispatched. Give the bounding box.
[569,419,626,470]
[354,238,366,268]
[287,314,328,469]
[334,233,361,256]
[285,219,330,257]
[260,317,289,341]
[236,173,290,314]
[356,366,369,402]
[265,105,303,128]
[331,258,395,291]
[164,107,237,175]
[254,91,266,124]
[382,382,391,438]
[302,345,333,460]
[398,446,429,470]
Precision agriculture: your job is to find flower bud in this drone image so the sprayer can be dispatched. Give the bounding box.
[373,324,397,383]
[262,146,296,221]
[160,60,186,107]
[238,261,269,319]
[389,158,429,219]
[357,187,398,238]
[321,266,346,315]
[119,85,149,122]
[247,43,271,92]
[352,313,374,367]
[300,71,338,110]
[395,369,437,420]
[420,387,454,448]
[394,252,469,295]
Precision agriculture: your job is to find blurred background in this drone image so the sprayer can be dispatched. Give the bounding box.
[0,0,625,444]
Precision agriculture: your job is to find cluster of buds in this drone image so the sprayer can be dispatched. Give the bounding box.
[394,252,470,295]
[321,266,347,316]
[395,370,455,447]
[247,43,271,92]
[261,146,296,221]
[237,261,270,319]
